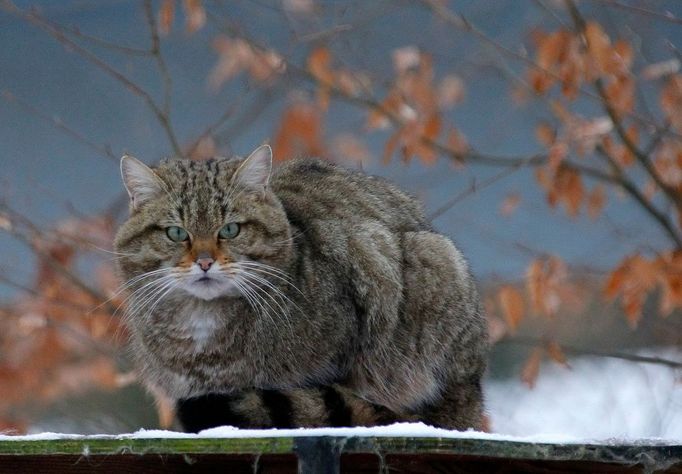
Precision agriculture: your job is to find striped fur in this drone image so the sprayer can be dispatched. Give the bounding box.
[114,145,488,432]
[177,385,406,432]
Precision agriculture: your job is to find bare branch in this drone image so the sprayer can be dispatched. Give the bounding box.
[565,0,682,211]
[0,204,112,308]
[1,89,117,163]
[0,0,183,158]
[418,0,679,139]
[500,337,682,369]
[144,0,173,118]
[596,144,682,249]
[586,0,682,26]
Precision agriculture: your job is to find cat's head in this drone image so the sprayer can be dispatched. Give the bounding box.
[114,145,293,301]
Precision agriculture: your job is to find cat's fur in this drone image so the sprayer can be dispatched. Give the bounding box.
[114,145,488,432]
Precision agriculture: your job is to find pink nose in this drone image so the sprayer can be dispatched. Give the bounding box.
[197,257,214,271]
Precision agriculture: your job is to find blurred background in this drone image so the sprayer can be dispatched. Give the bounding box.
[0,0,681,437]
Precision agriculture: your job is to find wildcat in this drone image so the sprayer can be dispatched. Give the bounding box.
[114,144,488,432]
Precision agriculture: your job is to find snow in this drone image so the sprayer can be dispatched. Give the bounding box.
[486,348,682,440]
[1,349,680,444]
[0,423,674,445]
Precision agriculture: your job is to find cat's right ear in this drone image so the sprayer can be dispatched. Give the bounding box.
[120,155,164,211]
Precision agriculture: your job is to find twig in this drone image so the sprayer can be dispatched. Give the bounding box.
[0,0,183,158]
[418,0,681,139]
[501,337,682,369]
[595,144,682,248]
[585,0,682,26]
[565,0,682,211]
[0,204,112,308]
[1,89,117,162]
[143,0,173,118]
[38,16,152,56]
[430,161,530,221]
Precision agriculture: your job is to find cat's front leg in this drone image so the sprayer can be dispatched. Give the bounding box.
[176,384,412,432]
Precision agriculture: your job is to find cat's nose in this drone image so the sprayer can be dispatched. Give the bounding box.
[196,257,214,272]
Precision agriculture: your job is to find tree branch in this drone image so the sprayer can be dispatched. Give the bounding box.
[0,0,183,158]
[565,0,682,210]
[1,89,117,163]
[419,0,680,139]
[501,337,682,369]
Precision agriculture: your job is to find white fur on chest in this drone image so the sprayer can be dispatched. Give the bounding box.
[182,304,220,351]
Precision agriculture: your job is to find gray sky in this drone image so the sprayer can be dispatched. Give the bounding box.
[1,0,679,297]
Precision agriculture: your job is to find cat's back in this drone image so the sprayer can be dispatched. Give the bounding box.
[271,159,431,233]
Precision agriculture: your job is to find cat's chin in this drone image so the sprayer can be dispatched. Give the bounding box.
[182,278,241,301]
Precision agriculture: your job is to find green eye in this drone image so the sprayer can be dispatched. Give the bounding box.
[219,222,240,239]
[166,226,189,242]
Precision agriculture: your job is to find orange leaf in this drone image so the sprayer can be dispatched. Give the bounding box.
[499,193,521,217]
[587,184,606,219]
[535,123,555,147]
[661,75,682,131]
[497,286,525,333]
[521,347,543,388]
[603,254,661,327]
[437,74,465,108]
[447,127,469,158]
[182,0,205,34]
[392,46,420,74]
[526,256,566,317]
[642,59,680,81]
[307,47,334,110]
[545,341,570,368]
[487,316,508,345]
[272,101,324,162]
[158,0,175,36]
[584,21,611,77]
[331,134,370,164]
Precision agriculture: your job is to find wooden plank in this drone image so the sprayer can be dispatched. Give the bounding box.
[0,437,678,473]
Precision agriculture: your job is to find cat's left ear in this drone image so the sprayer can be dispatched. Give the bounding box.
[120,155,165,211]
[234,144,272,190]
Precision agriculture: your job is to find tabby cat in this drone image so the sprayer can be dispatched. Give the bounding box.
[114,145,488,432]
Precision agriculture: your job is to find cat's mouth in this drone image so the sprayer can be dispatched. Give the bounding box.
[184,273,240,300]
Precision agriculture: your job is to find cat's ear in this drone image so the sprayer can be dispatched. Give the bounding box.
[120,155,164,211]
[234,144,272,190]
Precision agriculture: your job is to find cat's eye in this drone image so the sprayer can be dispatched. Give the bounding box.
[219,222,240,239]
[166,226,189,242]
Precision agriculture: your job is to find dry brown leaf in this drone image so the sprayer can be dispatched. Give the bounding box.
[526,256,567,317]
[500,193,521,217]
[283,0,315,14]
[587,184,606,219]
[437,75,465,108]
[187,135,216,161]
[642,59,680,81]
[447,127,469,158]
[158,0,175,36]
[392,46,420,74]
[585,21,611,77]
[497,286,525,333]
[487,316,507,345]
[605,75,635,118]
[535,123,556,147]
[330,133,370,164]
[0,213,11,231]
[209,36,284,90]
[182,0,205,34]
[521,347,544,388]
[307,47,334,110]
[661,75,682,131]
[273,100,324,162]
[603,254,662,327]
[545,341,570,368]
